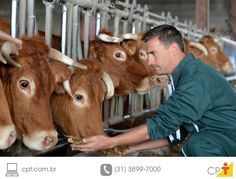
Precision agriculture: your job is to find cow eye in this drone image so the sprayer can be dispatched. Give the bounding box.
[75,94,83,101]
[113,51,126,61]
[116,52,121,58]
[139,50,147,59]
[210,47,217,54]
[19,80,29,89]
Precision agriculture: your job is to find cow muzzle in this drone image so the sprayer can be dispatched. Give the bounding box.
[0,124,17,150]
[22,130,58,151]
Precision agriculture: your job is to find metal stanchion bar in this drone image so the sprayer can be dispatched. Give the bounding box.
[100,11,109,29]
[66,2,73,57]
[27,0,35,36]
[43,0,56,47]
[96,12,101,35]
[122,20,128,33]
[61,4,67,54]
[72,5,79,60]
[83,10,91,58]
[113,14,120,37]
[64,0,207,38]
[77,7,83,59]
[19,0,26,36]
[11,0,18,37]
[110,97,116,119]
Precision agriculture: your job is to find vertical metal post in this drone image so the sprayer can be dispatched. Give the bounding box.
[83,10,91,58]
[61,4,67,54]
[142,4,148,31]
[122,20,128,34]
[43,0,55,47]
[27,0,35,36]
[110,97,115,120]
[135,21,142,33]
[114,12,123,119]
[166,12,172,25]
[132,22,136,34]
[173,16,179,28]
[66,2,73,57]
[100,11,108,29]
[77,7,83,59]
[113,14,120,37]
[72,5,79,60]
[188,21,193,40]
[96,12,101,35]
[11,0,18,37]
[19,0,26,36]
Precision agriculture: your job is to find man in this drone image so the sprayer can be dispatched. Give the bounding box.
[72,24,236,156]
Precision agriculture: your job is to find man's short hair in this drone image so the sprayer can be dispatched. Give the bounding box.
[142,24,185,52]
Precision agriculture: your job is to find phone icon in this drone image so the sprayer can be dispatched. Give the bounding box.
[100,164,112,176]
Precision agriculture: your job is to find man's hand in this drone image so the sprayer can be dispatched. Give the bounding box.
[71,124,149,153]
[71,135,113,153]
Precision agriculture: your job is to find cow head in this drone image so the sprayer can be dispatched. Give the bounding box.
[185,36,234,76]
[199,36,234,75]
[89,32,163,95]
[0,31,86,150]
[51,60,114,138]
[120,32,169,93]
[121,32,149,67]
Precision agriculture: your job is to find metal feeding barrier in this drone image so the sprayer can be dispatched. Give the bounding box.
[5,0,236,155]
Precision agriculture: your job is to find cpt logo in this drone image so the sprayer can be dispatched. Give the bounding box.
[207,162,233,177]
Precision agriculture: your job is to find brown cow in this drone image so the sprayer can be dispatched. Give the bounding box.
[121,32,148,67]
[89,32,169,95]
[184,36,234,75]
[0,31,86,151]
[121,32,233,82]
[120,32,170,93]
[0,78,16,150]
[51,59,114,138]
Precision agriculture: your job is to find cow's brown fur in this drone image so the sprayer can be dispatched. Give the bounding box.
[121,32,148,66]
[0,36,55,136]
[0,78,16,149]
[89,39,152,95]
[184,36,234,75]
[51,60,106,137]
[0,79,13,127]
[0,35,72,150]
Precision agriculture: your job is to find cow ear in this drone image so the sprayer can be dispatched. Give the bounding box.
[50,60,73,94]
[121,40,137,55]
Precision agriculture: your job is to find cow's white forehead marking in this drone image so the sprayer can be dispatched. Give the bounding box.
[17,77,36,97]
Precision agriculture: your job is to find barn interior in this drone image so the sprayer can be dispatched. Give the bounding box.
[0,0,236,157]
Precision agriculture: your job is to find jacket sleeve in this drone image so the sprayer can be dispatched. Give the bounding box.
[147,78,212,140]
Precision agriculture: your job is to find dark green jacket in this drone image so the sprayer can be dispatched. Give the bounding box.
[147,53,236,140]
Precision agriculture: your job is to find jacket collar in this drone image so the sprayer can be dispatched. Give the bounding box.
[171,53,194,87]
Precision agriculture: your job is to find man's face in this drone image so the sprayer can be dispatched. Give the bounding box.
[145,37,173,75]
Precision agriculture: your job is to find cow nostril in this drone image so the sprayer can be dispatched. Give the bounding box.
[8,130,16,146]
[43,136,55,146]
